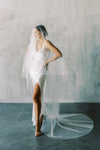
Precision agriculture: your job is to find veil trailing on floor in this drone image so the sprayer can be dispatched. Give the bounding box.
[22,26,94,140]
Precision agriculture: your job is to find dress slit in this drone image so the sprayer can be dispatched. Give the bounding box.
[32,74,46,126]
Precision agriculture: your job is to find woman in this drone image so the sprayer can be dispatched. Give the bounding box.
[22,25,94,139]
[22,24,62,137]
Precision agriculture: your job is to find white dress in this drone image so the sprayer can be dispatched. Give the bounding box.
[22,39,94,140]
[30,39,50,126]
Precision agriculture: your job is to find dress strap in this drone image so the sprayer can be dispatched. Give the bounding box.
[43,40,45,49]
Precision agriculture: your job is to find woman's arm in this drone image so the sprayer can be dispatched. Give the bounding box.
[45,40,63,63]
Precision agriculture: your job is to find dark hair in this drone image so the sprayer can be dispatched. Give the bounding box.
[35,24,48,38]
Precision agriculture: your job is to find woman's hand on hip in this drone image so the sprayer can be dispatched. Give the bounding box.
[43,61,49,68]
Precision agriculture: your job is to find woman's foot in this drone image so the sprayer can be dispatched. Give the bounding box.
[35,131,44,137]
[35,122,43,137]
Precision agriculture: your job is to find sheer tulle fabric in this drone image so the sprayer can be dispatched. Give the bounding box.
[22,27,94,140]
[40,68,94,139]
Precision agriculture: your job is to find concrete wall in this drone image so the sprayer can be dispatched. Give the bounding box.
[0,0,100,103]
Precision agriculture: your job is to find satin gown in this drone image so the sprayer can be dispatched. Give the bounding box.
[30,39,50,126]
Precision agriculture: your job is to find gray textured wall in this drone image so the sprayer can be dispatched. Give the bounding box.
[0,0,100,103]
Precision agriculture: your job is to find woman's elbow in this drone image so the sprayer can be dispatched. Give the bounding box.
[58,53,63,58]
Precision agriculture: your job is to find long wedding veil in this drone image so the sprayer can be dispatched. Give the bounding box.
[22,26,94,140]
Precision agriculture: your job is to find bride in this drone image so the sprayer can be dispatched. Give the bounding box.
[22,24,62,137]
[22,24,94,139]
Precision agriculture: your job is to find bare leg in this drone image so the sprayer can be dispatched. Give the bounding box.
[33,83,43,136]
[39,114,44,129]
[38,93,44,129]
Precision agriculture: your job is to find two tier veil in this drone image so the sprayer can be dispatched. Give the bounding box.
[22,26,94,140]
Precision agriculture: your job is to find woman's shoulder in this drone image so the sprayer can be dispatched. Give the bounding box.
[45,39,51,44]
